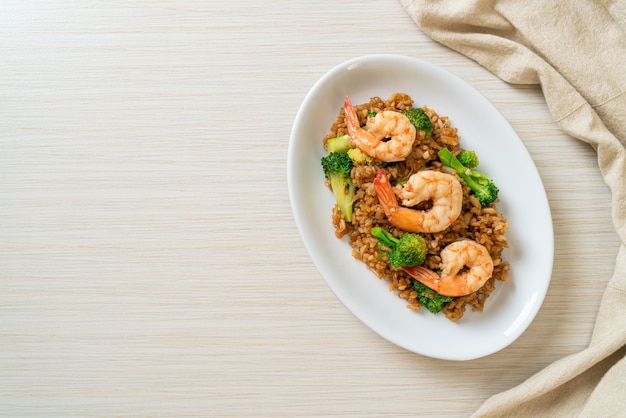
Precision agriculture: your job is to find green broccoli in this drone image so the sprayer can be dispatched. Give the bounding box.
[457,149,479,168]
[412,280,454,314]
[321,152,355,222]
[370,227,427,269]
[400,108,433,138]
[438,148,499,207]
[347,147,374,165]
[366,111,377,119]
[325,134,352,153]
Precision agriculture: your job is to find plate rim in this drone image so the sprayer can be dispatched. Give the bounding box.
[287,54,554,361]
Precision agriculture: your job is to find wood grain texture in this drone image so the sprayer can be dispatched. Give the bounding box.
[0,1,620,416]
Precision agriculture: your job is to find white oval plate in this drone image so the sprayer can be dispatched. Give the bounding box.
[287,55,554,361]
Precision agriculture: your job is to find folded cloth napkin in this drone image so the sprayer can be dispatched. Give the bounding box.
[400,0,626,416]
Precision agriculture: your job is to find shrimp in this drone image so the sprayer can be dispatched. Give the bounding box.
[404,240,494,297]
[343,96,416,162]
[373,169,462,233]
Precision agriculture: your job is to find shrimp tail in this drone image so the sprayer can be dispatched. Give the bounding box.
[403,265,443,292]
[374,170,425,233]
[344,96,377,156]
[404,265,471,297]
[405,240,494,297]
[373,170,399,218]
[343,96,360,139]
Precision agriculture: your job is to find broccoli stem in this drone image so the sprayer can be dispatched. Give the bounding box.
[321,152,355,221]
[438,147,499,207]
[438,148,483,192]
[326,135,352,153]
[328,173,355,222]
[370,226,398,249]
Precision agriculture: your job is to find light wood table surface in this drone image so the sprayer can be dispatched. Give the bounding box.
[1,1,621,416]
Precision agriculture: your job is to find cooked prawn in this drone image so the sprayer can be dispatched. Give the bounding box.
[404,240,494,297]
[373,169,462,233]
[343,96,416,162]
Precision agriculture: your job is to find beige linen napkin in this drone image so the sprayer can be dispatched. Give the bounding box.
[400,0,626,416]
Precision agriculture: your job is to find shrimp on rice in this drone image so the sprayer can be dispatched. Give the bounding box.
[343,96,416,162]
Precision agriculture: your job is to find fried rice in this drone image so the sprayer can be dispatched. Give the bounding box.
[323,93,510,321]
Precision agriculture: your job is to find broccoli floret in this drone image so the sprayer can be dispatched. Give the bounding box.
[400,108,433,138]
[367,111,377,119]
[347,147,374,165]
[457,150,479,168]
[438,148,499,207]
[321,152,355,222]
[326,134,352,153]
[412,280,454,314]
[370,227,427,269]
